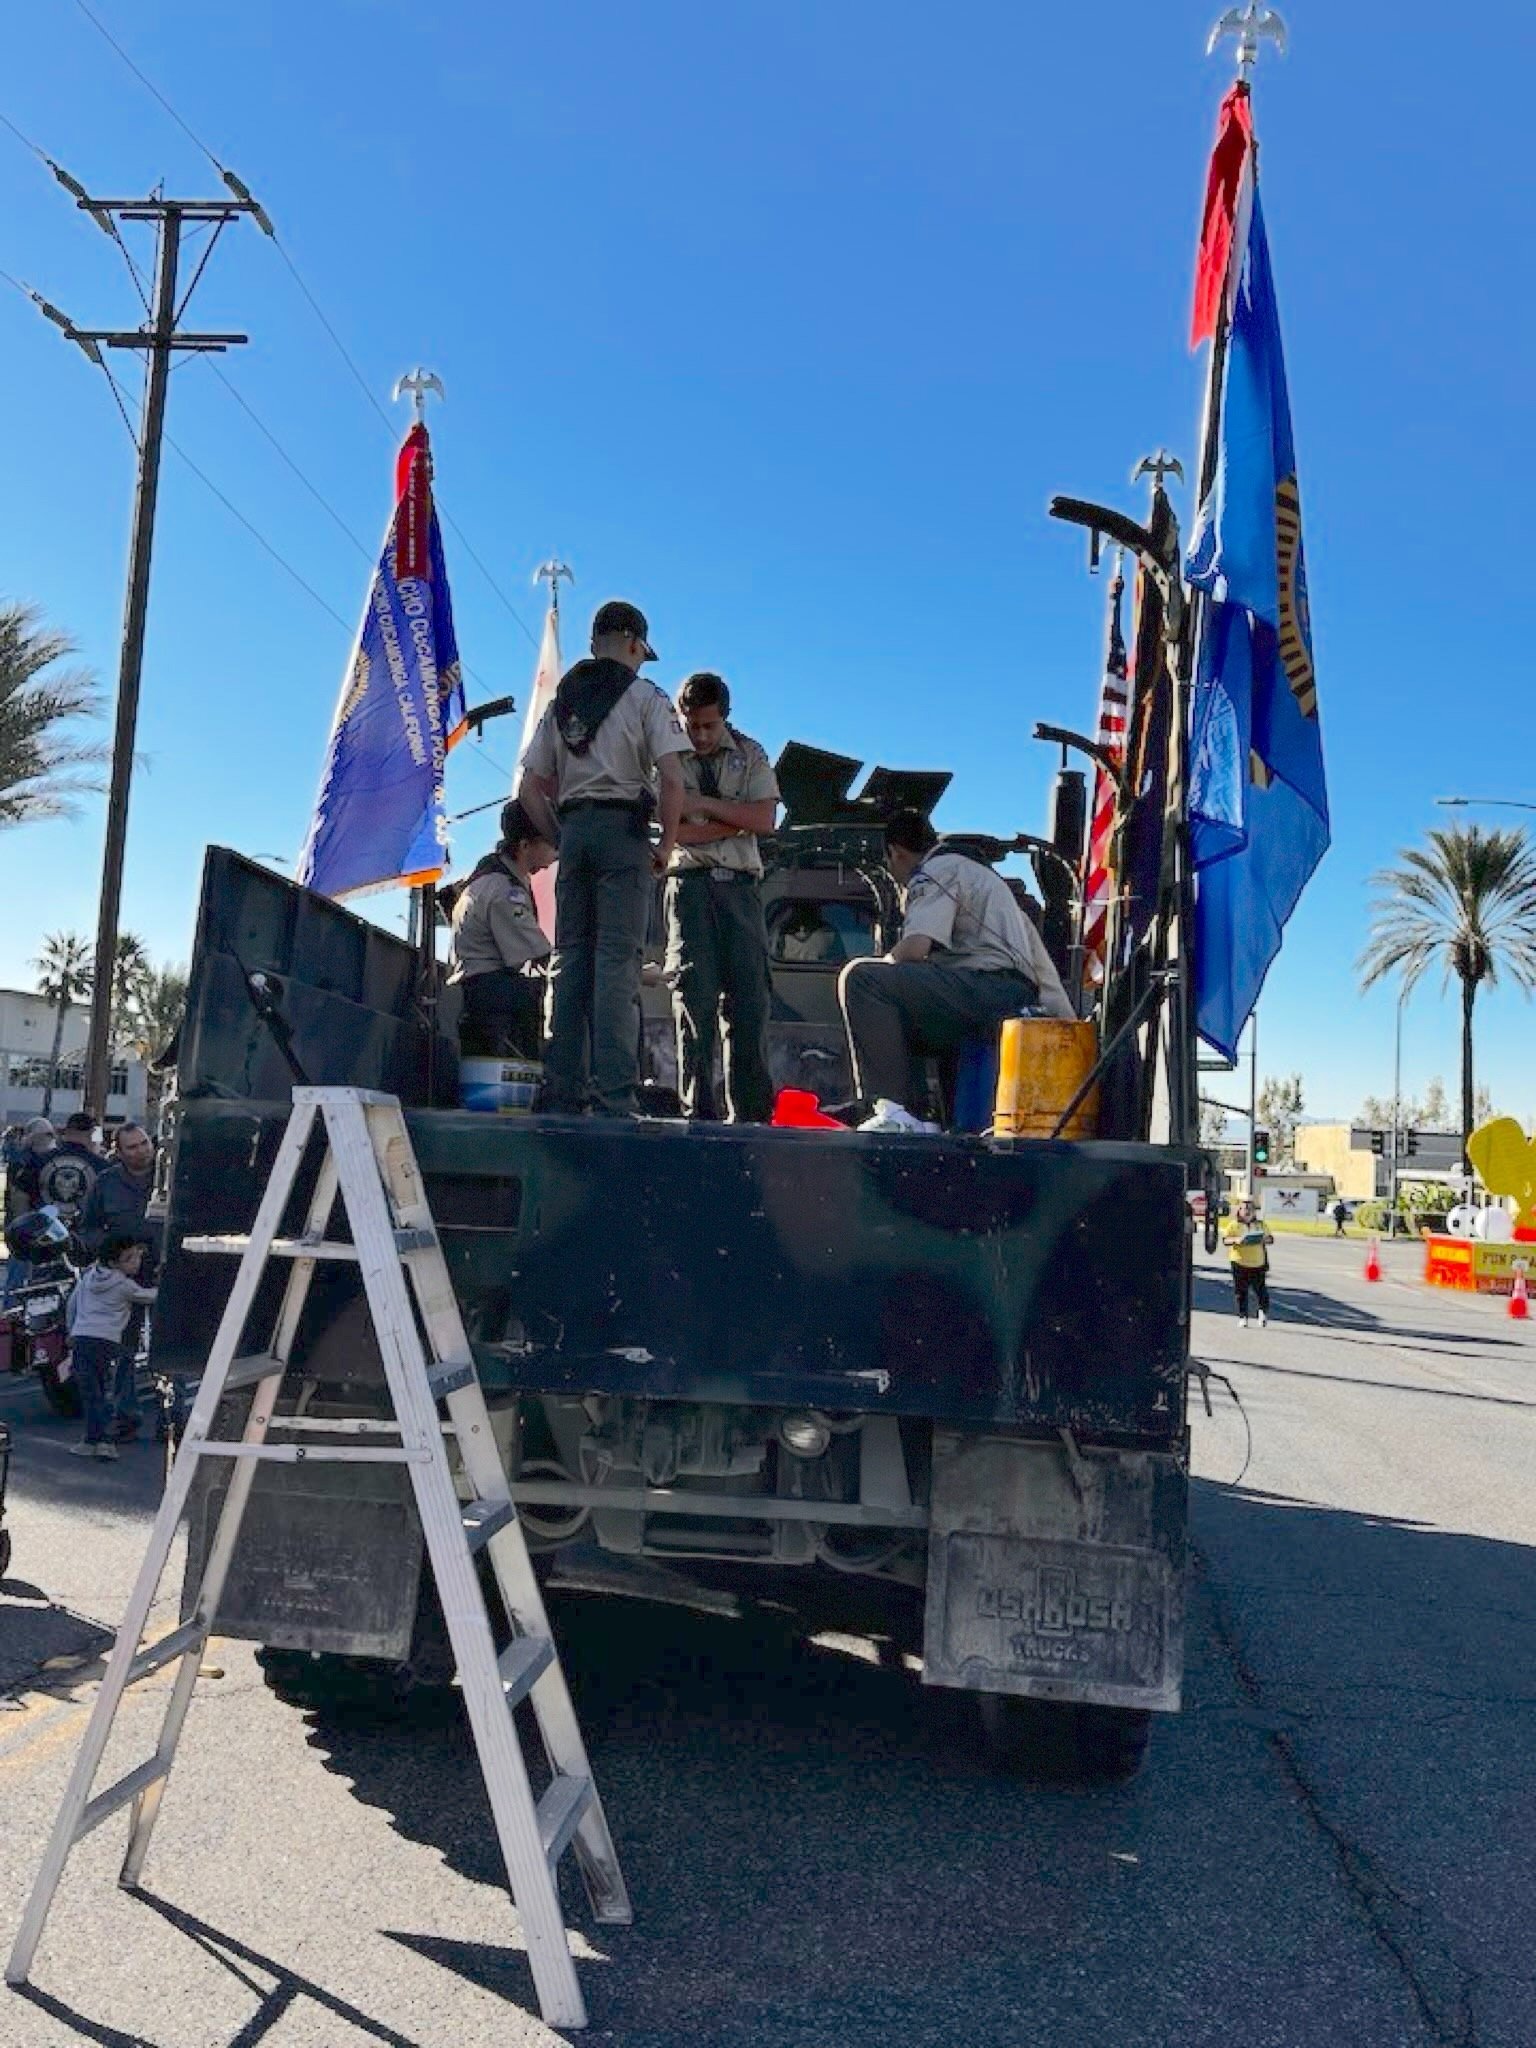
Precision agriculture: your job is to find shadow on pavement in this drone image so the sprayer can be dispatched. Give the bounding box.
[1193,1269,1526,1352]
[14,1894,426,2048]
[267,1484,1536,2047]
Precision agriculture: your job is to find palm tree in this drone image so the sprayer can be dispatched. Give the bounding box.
[110,932,153,1050]
[123,962,188,1122]
[1360,825,1536,1162]
[33,932,94,1117]
[0,602,105,827]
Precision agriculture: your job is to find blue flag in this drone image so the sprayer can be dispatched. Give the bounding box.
[298,425,466,899]
[1187,188,1328,1060]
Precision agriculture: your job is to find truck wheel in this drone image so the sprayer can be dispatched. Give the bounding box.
[977,1694,1153,1784]
[37,1360,83,1421]
[1071,1703,1152,1783]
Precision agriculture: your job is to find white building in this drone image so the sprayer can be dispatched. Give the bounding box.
[0,987,147,1130]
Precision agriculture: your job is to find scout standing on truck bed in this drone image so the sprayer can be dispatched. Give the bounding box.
[520,600,689,1115]
[666,671,780,1123]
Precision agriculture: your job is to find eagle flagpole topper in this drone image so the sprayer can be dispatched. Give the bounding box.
[1207,4,1288,80]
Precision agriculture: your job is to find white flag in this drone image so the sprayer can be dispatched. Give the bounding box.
[517,604,563,936]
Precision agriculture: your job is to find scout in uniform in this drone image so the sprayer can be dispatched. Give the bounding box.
[445,798,557,1059]
[519,600,689,1115]
[665,672,780,1122]
[839,807,1075,1131]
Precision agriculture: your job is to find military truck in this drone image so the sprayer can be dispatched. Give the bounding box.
[157,581,1205,1783]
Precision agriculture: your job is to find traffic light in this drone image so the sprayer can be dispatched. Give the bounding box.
[1370,1130,1385,1156]
[1253,1127,1271,1168]
[1404,1129,1420,1158]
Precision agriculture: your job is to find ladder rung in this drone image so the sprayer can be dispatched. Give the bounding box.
[462,1496,515,1553]
[225,1353,285,1393]
[127,1622,206,1687]
[536,1775,593,1867]
[184,1229,434,1262]
[193,1442,426,1466]
[497,1634,554,1706]
[427,1359,476,1400]
[75,1758,172,1843]
[395,1229,440,1255]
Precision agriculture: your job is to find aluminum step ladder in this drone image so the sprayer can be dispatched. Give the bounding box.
[8,1086,630,2030]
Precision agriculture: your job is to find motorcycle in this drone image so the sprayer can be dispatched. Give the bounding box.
[2,1209,82,1420]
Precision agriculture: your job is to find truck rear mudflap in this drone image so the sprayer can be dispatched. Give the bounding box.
[922,1430,1186,1712]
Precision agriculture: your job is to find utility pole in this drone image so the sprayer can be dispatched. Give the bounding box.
[1246,1012,1259,1198]
[67,188,265,1119]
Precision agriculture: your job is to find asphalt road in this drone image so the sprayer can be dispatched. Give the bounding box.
[1,1233,1531,2047]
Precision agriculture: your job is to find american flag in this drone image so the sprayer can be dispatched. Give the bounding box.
[1081,554,1129,989]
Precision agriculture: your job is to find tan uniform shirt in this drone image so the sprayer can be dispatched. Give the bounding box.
[522,675,688,807]
[901,850,1076,1017]
[446,863,551,984]
[669,727,779,878]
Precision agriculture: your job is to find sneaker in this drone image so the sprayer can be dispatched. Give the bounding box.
[1237,1317,1249,1328]
[94,1442,120,1461]
[1257,1311,1268,1328]
[67,1440,101,1459]
[857,1100,942,1136]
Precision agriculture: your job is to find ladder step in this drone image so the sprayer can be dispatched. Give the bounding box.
[427,1358,476,1401]
[497,1633,555,1706]
[74,1758,172,1843]
[127,1622,206,1687]
[194,1441,425,1466]
[184,1228,436,1262]
[462,1496,515,1553]
[536,1775,594,1867]
[225,1353,285,1393]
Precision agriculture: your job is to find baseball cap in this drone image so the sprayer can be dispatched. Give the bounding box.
[591,599,656,661]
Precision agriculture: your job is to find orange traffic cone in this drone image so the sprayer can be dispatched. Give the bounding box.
[1364,1237,1382,1283]
[1509,1270,1530,1321]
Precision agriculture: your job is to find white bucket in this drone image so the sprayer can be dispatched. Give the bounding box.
[459,1056,542,1115]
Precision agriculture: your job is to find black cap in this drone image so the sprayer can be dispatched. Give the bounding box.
[591,599,656,662]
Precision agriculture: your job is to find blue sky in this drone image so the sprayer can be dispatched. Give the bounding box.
[2,0,1533,1122]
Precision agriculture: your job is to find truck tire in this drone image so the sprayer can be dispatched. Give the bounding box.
[977,1694,1153,1784]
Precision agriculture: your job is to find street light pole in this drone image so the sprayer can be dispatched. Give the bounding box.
[1435,796,1536,815]
[1247,1012,1259,1199]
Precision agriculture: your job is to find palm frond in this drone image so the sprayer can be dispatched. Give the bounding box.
[0,600,106,828]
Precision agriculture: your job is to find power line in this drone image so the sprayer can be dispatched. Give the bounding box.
[93,351,356,636]
[202,358,372,564]
[63,2,543,650]
[0,108,46,160]
[68,0,224,168]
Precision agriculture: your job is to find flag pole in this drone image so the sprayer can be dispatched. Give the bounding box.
[393,367,448,1092]
[1174,7,1288,1135]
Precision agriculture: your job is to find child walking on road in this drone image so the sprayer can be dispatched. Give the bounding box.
[1224,1199,1274,1328]
[66,1232,157,1461]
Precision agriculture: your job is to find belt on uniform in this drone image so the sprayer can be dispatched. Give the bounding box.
[675,867,759,883]
[559,797,648,815]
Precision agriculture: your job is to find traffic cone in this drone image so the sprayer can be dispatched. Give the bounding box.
[1364,1237,1382,1283]
[1509,1270,1530,1321]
